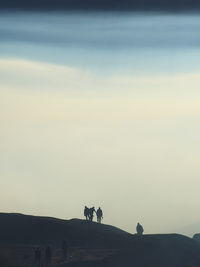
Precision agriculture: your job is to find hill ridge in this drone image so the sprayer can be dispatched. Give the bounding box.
[0,212,131,247]
[0,213,200,267]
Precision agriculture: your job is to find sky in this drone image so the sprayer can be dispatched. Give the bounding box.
[1,12,200,235]
[1,0,200,11]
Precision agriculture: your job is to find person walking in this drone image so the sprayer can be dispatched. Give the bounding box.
[84,206,89,220]
[88,207,96,221]
[96,207,103,223]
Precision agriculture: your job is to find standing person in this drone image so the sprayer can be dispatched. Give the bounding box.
[84,206,89,220]
[45,246,52,266]
[34,247,41,267]
[96,207,103,223]
[62,240,68,260]
[88,207,96,221]
[136,223,144,235]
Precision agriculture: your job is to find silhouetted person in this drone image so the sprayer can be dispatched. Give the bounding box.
[35,248,41,267]
[62,240,68,260]
[84,206,89,220]
[45,246,52,265]
[96,207,103,223]
[88,207,96,221]
[136,223,144,235]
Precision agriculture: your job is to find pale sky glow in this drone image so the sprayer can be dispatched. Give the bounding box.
[1,57,200,235]
[1,58,200,123]
[1,12,200,236]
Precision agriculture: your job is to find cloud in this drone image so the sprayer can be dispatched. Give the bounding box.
[1,13,200,50]
[0,58,93,92]
[1,0,200,12]
[1,58,200,123]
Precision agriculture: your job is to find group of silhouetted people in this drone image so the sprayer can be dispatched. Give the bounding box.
[84,206,103,223]
[34,246,52,267]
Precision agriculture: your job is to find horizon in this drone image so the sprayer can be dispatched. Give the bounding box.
[0,211,198,237]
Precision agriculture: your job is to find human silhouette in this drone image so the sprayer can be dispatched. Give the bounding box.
[84,206,89,220]
[136,223,144,235]
[62,240,68,260]
[96,207,103,223]
[34,247,41,267]
[88,207,96,221]
[45,246,52,265]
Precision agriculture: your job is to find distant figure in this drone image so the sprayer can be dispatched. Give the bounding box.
[62,240,69,260]
[136,223,144,235]
[193,233,200,241]
[88,207,96,221]
[96,207,103,223]
[84,206,89,220]
[34,248,41,267]
[45,246,52,265]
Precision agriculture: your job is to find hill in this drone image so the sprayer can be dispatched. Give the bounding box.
[1,0,200,12]
[0,213,131,247]
[1,213,200,267]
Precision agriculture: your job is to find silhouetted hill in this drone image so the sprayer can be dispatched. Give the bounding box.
[1,0,200,12]
[102,234,200,267]
[58,234,200,267]
[0,213,131,247]
[1,213,200,267]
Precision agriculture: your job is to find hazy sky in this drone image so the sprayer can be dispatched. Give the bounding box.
[1,12,200,235]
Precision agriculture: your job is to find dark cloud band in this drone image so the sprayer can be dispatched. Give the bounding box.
[1,0,200,12]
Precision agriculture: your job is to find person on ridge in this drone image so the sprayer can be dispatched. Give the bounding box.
[136,222,144,235]
[84,206,89,220]
[88,207,96,221]
[96,207,103,223]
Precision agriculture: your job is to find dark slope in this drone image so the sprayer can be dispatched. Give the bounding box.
[60,235,200,267]
[102,234,200,267]
[0,213,131,247]
[1,213,200,267]
[1,0,200,12]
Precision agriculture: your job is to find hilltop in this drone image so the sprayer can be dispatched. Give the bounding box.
[0,213,200,267]
[0,213,131,247]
